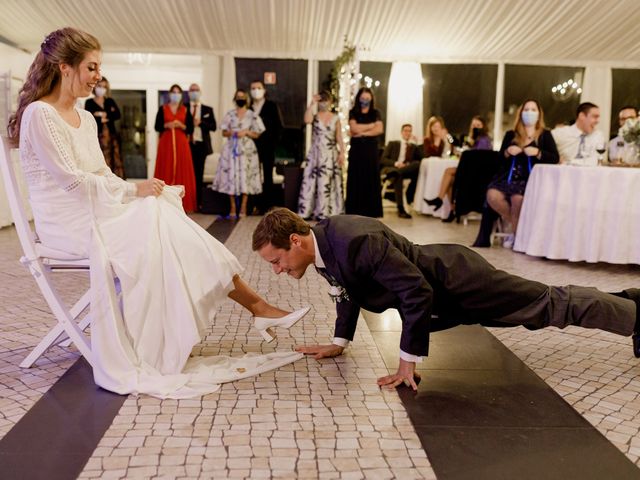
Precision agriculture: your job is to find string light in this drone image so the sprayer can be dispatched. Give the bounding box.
[551,76,582,101]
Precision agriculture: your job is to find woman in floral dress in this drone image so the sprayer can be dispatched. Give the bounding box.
[212,89,264,217]
[298,91,345,220]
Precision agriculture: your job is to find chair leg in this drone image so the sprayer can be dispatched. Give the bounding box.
[56,290,91,348]
[21,266,94,368]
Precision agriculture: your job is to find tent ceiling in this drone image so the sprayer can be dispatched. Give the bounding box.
[1,0,639,64]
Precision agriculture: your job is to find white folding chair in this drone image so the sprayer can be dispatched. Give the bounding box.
[0,135,94,368]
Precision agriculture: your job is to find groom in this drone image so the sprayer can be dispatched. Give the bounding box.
[252,208,640,390]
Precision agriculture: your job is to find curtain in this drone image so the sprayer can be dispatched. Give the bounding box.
[386,62,423,144]
[581,66,612,138]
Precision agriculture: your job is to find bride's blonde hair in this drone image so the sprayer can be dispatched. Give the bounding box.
[7,27,101,146]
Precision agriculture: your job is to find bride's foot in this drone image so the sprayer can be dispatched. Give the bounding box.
[425,197,443,211]
[254,306,311,342]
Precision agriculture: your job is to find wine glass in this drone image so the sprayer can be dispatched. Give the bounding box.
[596,144,606,165]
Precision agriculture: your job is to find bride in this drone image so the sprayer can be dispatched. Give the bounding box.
[8,27,308,399]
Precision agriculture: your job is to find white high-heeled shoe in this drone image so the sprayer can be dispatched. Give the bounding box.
[254,306,311,342]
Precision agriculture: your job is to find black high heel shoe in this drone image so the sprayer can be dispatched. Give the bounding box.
[425,197,443,211]
[442,211,456,223]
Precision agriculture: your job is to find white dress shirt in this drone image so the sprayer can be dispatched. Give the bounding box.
[189,102,203,143]
[312,231,422,363]
[551,124,604,166]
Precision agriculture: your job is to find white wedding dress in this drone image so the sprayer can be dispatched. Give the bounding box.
[19,101,302,398]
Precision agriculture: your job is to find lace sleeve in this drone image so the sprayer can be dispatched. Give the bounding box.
[26,105,137,201]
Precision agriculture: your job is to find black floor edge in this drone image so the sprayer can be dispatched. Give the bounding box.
[0,215,238,480]
[364,319,640,480]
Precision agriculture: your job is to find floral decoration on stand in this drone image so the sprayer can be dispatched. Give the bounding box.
[620,118,640,165]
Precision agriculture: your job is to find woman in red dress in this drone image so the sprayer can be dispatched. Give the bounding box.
[154,84,197,212]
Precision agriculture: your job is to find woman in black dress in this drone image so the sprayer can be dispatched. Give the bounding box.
[346,87,384,217]
[85,77,124,178]
[486,99,559,247]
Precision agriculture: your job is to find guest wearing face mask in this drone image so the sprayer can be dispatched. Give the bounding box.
[211,89,264,218]
[486,99,559,248]
[250,80,283,214]
[187,83,217,212]
[298,91,345,220]
[346,87,384,217]
[154,84,197,212]
[85,76,124,178]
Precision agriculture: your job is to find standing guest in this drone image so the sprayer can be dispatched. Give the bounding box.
[380,123,422,219]
[298,91,345,220]
[212,89,264,218]
[8,27,309,399]
[154,84,197,212]
[251,80,283,214]
[423,116,451,158]
[187,83,217,212]
[486,99,559,248]
[346,87,384,218]
[463,115,493,151]
[426,116,492,221]
[609,105,638,162]
[552,102,604,166]
[84,76,124,178]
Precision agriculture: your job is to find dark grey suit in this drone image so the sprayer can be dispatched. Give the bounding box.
[189,103,216,210]
[380,141,422,211]
[312,215,635,357]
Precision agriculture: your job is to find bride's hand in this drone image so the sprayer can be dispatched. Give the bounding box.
[136,178,165,197]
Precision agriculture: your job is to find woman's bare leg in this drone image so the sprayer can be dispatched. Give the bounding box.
[227,274,289,317]
[229,195,237,217]
[510,194,524,233]
[486,188,510,220]
[240,194,248,216]
[439,168,456,200]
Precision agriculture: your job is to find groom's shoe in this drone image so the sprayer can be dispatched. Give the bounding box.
[254,306,311,342]
[623,289,640,358]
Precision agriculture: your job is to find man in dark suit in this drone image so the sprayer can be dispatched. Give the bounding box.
[380,124,423,218]
[253,208,640,390]
[251,80,283,214]
[188,83,217,212]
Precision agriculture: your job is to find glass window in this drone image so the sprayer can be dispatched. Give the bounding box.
[611,68,640,138]
[503,64,584,139]
[112,89,147,179]
[422,64,497,145]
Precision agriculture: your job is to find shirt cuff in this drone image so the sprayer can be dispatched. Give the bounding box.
[332,337,350,348]
[399,349,423,363]
[124,181,138,200]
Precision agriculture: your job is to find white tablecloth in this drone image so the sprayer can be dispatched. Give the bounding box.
[0,149,32,229]
[514,164,640,265]
[412,157,459,219]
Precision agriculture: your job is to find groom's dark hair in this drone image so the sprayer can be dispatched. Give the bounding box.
[252,208,310,251]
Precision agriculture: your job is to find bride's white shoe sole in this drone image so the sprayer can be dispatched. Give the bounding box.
[254,306,311,342]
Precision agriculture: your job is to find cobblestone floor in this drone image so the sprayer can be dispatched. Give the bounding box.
[1,212,639,478]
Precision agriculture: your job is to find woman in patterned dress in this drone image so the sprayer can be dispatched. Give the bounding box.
[298,91,345,220]
[212,89,264,218]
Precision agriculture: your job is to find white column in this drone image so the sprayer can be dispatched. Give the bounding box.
[386,62,423,144]
[201,54,222,152]
[581,66,612,138]
[305,59,318,154]
[493,62,505,149]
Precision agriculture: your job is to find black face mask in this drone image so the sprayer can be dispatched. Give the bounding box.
[472,127,482,139]
[235,99,247,107]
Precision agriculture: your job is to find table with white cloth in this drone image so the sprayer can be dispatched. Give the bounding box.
[412,156,459,219]
[0,149,32,229]
[514,164,640,265]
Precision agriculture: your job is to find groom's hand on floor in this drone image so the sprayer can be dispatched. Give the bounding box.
[377,359,420,391]
[296,344,344,359]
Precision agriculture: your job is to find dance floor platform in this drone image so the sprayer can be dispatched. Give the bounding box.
[1,212,640,479]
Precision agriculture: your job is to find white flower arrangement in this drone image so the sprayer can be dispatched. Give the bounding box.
[328,285,350,303]
[620,117,640,146]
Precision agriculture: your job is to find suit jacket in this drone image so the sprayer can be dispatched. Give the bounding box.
[312,215,541,357]
[190,103,216,156]
[253,99,283,154]
[381,141,422,168]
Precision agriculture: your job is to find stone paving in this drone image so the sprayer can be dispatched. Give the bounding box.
[1,212,640,478]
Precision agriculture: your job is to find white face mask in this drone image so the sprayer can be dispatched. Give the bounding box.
[94,86,107,98]
[521,110,539,127]
[169,92,182,104]
[251,88,265,100]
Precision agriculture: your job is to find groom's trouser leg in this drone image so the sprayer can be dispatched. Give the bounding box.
[425,245,636,336]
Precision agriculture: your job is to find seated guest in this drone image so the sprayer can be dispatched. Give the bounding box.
[380,123,422,219]
[552,102,605,166]
[486,99,559,248]
[609,105,638,162]
[423,116,451,157]
[426,116,492,222]
[463,115,493,151]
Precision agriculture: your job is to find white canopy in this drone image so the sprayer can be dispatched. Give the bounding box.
[0,0,639,65]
